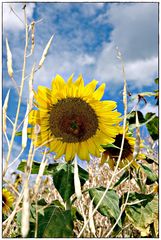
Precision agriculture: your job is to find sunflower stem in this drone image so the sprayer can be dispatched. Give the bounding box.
[65,199,71,210]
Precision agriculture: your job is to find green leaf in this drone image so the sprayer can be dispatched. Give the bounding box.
[71,206,84,221]
[101,143,121,150]
[127,111,145,128]
[19,201,73,238]
[125,193,158,237]
[52,162,88,201]
[16,128,33,137]
[140,164,158,185]
[113,171,130,188]
[89,187,122,227]
[37,207,74,237]
[17,160,49,175]
[154,77,159,84]
[145,113,158,140]
[15,131,23,136]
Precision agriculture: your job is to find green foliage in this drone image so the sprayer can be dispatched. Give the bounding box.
[17,160,49,175]
[125,193,158,237]
[154,77,159,85]
[37,207,74,237]
[113,171,130,188]
[101,143,121,150]
[126,109,158,141]
[140,164,158,185]
[17,200,74,238]
[127,111,145,126]
[71,206,84,221]
[17,161,88,202]
[51,162,88,201]
[89,187,122,227]
[145,113,158,140]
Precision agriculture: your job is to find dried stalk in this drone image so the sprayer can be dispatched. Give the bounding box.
[21,176,30,237]
[3,8,29,177]
[89,199,96,237]
[3,178,20,196]
[3,188,24,236]
[34,201,38,238]
[78,49,128,238]
[6,38,19,94]
[3,132,10,149]
[3,89,10,134]
[22,103,29,149]
[74,155,82,200]
[29,21,35,56]
[33,149,48,197]
[38,34,54,69]
[6,115,14,126]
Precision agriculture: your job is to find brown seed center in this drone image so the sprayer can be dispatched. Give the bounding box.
[49,97,99,143]
[107,134,133,159]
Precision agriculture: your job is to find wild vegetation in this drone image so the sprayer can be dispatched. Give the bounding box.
[2,5,158,238]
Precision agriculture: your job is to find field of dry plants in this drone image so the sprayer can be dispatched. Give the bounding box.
[2,4,159,238]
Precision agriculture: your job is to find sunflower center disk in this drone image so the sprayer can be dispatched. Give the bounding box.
[49,97,98,143]
[110,134,132,159]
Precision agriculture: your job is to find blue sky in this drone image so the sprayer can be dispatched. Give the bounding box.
[2,2,158,176]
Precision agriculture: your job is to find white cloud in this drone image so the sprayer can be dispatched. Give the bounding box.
[95,42,158,88]
[3,3,35,32]
[3,3,158,94]
[95,3,158,60]
[125,57,158,87]
[33,48,96,89]
[139,103,158,116]
[80,3,104,17]
[94,3,158,89]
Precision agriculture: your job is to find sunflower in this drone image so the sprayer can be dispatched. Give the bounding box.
[2,188,14,215]
[100,127,144,169]
[28,74,121,162]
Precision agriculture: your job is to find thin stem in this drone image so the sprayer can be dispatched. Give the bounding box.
[6,115,14,126]
[78,50,128,238]
[8,148,24,169]
[3,8,28,177]
[3,132,10,149]
[65,199,71,210]
[34,200,38,238]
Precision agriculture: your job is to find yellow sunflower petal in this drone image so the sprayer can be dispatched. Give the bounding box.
[65,143,76,161]
[102,100,117,110]
[100,152,108,166]
[2,188,14,214]
[55,142,66,159]
[83,80,98,96]
[34,91,52,109]
[28,110,50,125]
[87,138,100,157]
[67,73,74,85]
[93,83,105,100]
[74,74,84,87]
[52,74,65,90]
[77,142,90,161]
[37,86,52,104]
[108,157,115,170]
